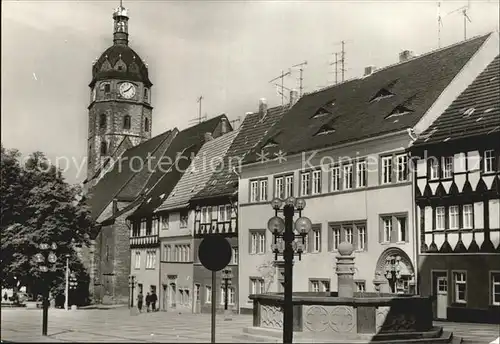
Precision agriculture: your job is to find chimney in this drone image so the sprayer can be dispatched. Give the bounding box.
[259,98,268,117]
[399,50,414,62]
[220,117,229,135]
[364,65,376,76]
[289,89,299,106]
[204,132,213,142]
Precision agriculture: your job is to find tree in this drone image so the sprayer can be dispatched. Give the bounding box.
[1,145,95,300]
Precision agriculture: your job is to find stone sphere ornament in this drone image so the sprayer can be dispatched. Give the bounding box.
[337,242,354,256]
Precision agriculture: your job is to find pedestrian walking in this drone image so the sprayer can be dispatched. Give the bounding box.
[137,291,143,313]
[145,292,151,312]
[150,290,157,312]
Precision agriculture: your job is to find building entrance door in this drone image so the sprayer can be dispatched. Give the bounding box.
[432,272,448,319]
[162,285,167,311]
[169,283,176,308]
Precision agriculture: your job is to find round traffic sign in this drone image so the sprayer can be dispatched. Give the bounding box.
[198,235,232,272]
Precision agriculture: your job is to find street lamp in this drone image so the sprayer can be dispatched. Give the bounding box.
[384,255,402,293]
[221,267,233,320]
[64,254,70,311]
[34,242,58,336]
[128,275,137,308]
[267,196,312,344]
[69,273,78,309]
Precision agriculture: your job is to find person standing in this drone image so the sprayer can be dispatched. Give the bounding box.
[137,291,144,313]
[145,292,151,313]
[150,290,157,312]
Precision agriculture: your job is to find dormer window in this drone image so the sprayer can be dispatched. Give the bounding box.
[386,105,413,119]
[315,123,336,136]
[311,107,330,119]
[262,138,278,149]
[123,115,131,129]
[144,118,150,132]
[370,88,394,102]
[100,141,107,155]
[99,114,107,128]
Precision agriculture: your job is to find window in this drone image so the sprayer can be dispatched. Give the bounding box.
[312,170,322,194]
[311,280,320,292]
[484,150,495,173]
[163,244,171,261]
[231,247,238,264]
[123,115,131,129]
[134,251,141,269]
[250,231,265,254]
[250,179,268,202]
[435,207,445,230]
[100,141,107,155]
[492,272,500,306]
[140,219,147,236]
[218,206,226,222]
[144,88,149,102]
[300,172,310,196]
[449,206,459,230]
[161,215,169,230]
[250,278,265,295]
[343,226,352,244]
[180,211,188,228]
[205,286,212,303]
[332,227,340,250]
[194,284,200,302]
[312,227,321,252]
[463,205,473,229]
[220,287,235,305]
[382,217,392,243]
[274,176,284,199]
[397,217,407,242]
[285,175,294,198]
[144,118,150,132]
[356,161,367,187]
[152,217,159,235]
[442,156,453,179]
[331,166,341,191]
[321,280,330,292]
[146,250,156,269]
[99,114,107,128]
[343,164,353,190]
[453,272,467,303]
[355,281,366,292]
[381,156,392,184]
[429,159,439,180]
[103,83,110,93]
[225,205,232,220]
[396,154,409,182]
[357,225,366,251]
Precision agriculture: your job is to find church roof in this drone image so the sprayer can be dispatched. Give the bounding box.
[412,54,500,148]
[87,129,175,220]
[90,44,152,88]
[191,105,287,202]
[156,130,238,212]
[243,34,490,164]
[129,115,231,219]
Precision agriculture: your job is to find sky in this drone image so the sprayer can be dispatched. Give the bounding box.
[2,0,499,184]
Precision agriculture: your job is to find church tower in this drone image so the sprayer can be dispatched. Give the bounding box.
[86,3,153,186]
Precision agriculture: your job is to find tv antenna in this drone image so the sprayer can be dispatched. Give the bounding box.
[189,96,207,125]
[269,70,291,105]
[446,1,472,41]
[329,52,340,84]
[290,61,308,97]
[332,40,351,82]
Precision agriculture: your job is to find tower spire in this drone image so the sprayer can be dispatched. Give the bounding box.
[113,1,129,45]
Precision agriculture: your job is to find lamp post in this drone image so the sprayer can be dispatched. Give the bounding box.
[267,196,312,344]
[34,242,58,336]
[69,273,77,309]
[64,254,70,311]
[128,275,136,308]
[221,267,233,321]
[384,255,402,293]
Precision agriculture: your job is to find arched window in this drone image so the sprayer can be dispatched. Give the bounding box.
[144,88,149,102]
[99,114,107,128]
[123,115,131,129]
[100,141,107,155]
[145,118,150,132]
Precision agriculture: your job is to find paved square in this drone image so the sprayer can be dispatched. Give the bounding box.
[1,307,498,343]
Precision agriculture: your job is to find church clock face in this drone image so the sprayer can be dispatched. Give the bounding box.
[119,82,136,99]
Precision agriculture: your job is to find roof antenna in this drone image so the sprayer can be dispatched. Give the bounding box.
[290,61,308,97]
[447,1,472,41]
[437,2,443,48]
[269,70,291,106]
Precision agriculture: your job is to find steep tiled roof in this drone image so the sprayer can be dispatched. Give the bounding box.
[192,105,287,201]
[129,115,229,218]
[156,131,238,212]
[243,34,490,164]
[412,54,500,147]
[87,130,175,219]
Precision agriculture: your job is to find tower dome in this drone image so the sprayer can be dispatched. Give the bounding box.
[89,4,152,88]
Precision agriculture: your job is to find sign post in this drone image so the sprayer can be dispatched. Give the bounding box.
[198,235,232,344]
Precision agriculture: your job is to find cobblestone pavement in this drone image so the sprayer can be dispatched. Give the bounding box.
[1,307,498,343]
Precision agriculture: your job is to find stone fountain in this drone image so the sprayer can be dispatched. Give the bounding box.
[236,242,462,343]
